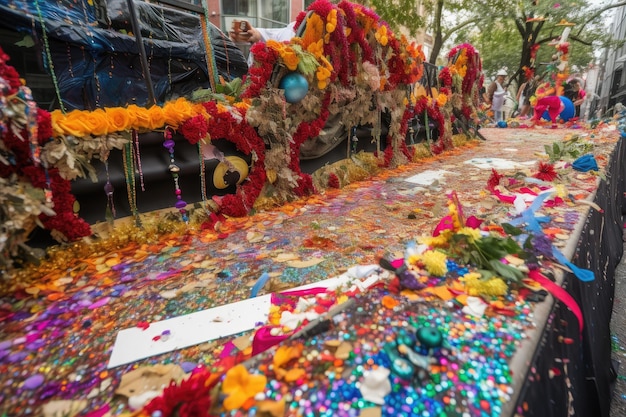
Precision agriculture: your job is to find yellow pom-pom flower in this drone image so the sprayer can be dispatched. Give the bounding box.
[462,273,508,297]
[422,250,448,277]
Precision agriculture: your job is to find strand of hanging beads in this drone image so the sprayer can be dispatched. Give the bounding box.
[163,127,189,223]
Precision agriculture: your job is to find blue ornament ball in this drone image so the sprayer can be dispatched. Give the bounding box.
[497,120,508,128]
[279,72,309,103]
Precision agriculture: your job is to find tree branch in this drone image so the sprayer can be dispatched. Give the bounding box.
[441,17,482,44]
[575,1,626,37]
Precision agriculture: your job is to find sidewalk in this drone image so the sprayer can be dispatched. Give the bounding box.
[611,240,626,416]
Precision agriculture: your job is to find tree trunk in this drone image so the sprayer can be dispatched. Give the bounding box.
[428,0,445,64]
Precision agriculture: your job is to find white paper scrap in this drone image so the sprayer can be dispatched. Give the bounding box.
[405,169,451,185]
[463,157,535,170]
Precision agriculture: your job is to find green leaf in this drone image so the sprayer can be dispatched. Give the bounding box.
[501,223,524,236]
[489,259,524,282]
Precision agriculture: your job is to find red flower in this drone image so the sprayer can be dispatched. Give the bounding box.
[36,109,53,144]
[180,115,209,144]
[438,67,453,87]
[487,168,503,190]
[144,369,218,417]
[327,173,340,188]
[533,162,558,182]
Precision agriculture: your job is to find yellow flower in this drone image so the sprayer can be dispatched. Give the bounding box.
[462,273,508,297]
[268,305,281,325]
[222,365,267,411]
[418,229,452,248]
[273,344,304,368]
[421,250,448,276]
[457,227,481,243]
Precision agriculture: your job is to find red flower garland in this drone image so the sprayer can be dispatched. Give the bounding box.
[1,47,91,242]
[179,102,266,217]
[180,115,209,145]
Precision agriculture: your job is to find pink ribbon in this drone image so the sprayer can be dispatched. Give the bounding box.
[251,326,291,356]
[528,270,583,337]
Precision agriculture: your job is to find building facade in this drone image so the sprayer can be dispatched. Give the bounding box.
[597,4,626,116]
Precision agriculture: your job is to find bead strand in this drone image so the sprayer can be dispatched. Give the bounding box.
[163,127,188,223]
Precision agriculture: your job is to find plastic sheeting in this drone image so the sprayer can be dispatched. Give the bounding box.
[0,0,248,110]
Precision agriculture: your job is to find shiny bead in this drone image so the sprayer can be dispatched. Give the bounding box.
[416,326,444,349]
[104,182,114,196]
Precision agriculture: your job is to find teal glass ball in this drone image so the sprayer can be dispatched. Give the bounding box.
[279,72,309,103]
[416,326,444,349]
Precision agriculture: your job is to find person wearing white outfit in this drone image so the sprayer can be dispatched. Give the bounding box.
[229,21,297,66]
[486,69,507,123]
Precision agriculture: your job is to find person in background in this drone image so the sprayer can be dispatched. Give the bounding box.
[229,21,297,65]
[563,79,586,119]
[486,69,507,123]
[516,75,539,119]
[230,20,296,44]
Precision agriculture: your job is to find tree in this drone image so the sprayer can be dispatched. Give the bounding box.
[353,0,626,87]
[355,0,426,37]
[457,0,626,88]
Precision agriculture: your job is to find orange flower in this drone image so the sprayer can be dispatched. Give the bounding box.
[375,25,388,46]
[162,97,197,127]
[301,14,324,49]
[273,343,304,368]
[437,92,448,107]
[381,295,400,309]
[221,365,267,411]
[307,39,324,58]
[127,104,152,130]
[326,9,338,33]
[282,50,299,71]
[146,105,165,130]
[105,107,131,132]
[256,399,286,417]
[82,108,109,136]
[52,109,88,137]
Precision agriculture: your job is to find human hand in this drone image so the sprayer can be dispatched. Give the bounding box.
[229,21,261,44]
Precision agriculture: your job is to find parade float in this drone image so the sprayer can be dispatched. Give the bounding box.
[0,0,485,269]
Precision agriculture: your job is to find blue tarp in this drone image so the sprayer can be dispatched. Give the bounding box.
[0,0,248,110]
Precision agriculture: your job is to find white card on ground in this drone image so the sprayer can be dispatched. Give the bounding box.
[108,267,382,368]
[107,295,271,368]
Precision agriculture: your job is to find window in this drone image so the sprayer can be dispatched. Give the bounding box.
[222,0,252,16]
[259,0,288,27]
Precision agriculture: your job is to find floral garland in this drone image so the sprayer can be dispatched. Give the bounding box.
[0,47,91,250]
[412,96,447,155]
